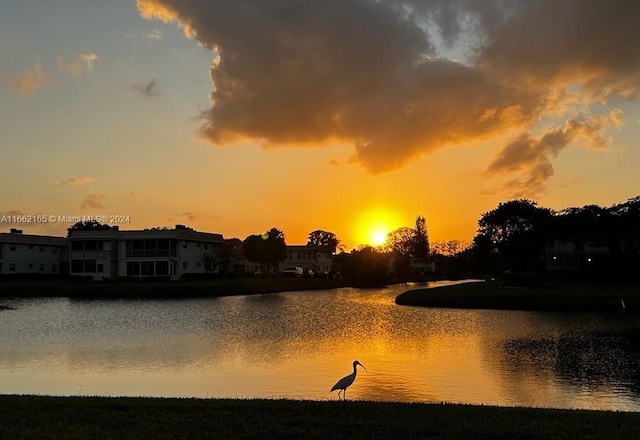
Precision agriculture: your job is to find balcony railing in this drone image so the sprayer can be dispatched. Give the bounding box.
[125,249,176,258]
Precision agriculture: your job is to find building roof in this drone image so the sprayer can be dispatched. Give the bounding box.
[67,225,224,243]
[0,232,67,246]
[287,244,332,252]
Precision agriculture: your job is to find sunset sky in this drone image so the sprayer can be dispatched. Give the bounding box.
[2,0,639,248]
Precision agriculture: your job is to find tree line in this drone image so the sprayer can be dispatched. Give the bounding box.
[467,196,640,280]
[68,194,640,282]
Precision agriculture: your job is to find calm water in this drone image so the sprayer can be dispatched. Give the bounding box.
[1,280,640,411]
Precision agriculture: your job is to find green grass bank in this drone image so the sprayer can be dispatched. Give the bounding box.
[396,280,640,313]
[2,395,639,440]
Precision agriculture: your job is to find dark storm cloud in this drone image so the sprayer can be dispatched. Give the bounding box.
[138,0,639,188]
[477,0,640,101]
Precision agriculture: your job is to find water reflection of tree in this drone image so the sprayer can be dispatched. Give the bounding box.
[502,331,640,396]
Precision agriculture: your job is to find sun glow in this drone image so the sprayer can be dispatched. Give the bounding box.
[370,228,389,247]
[354,207,404,248]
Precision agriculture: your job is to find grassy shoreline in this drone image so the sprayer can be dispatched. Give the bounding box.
[0,277,353,299]
[2,395,640,440]
[396,280,640,313]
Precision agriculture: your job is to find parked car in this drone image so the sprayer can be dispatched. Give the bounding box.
[303,268,314,278]
[282,266,303,277]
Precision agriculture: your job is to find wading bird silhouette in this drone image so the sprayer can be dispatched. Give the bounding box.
[330,360,367,400]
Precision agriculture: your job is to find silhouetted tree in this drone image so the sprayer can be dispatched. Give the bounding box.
[383,227,414,276]
[146,226,172,231]
[202,250,219,274]
[411,216,430,261]
[432,240,470,256]
[384,227,414,255]
[339,246,389,286]
[67,220,113,236]
[218,238,243,276]
[243,228,287,274]
[475,199,553,272]
[549,197,640,278]
[307,230,342,254]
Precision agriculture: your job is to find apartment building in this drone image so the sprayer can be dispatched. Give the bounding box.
[68,225,224,280]
[279,245,334,275]
[0,229,68,275]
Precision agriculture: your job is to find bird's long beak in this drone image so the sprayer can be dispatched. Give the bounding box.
[359,362,367,372]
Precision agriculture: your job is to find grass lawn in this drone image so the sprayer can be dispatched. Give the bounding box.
[396,280,640,313]
[2,395,640,440]
[0,276,350,299]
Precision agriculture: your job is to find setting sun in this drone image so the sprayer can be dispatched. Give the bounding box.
[370,229,388,247]
[354,207,404,248]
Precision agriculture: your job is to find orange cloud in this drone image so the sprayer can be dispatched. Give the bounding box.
[11,60,48,94]
[136,0,195,38]
[139,0,638,182]
[81,194,106,209]
[485,113,620,197]
[52,176,94,187]
[57,53,98,76]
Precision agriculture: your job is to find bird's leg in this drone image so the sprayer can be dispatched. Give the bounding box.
[343,389,347,400]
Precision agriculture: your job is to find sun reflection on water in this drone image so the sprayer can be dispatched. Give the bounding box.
[1,282,640,411]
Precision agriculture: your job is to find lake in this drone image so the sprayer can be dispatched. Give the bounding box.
[1,280,639,411]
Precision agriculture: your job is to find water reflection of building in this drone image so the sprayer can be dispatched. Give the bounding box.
[0,229,68,275]
[68,225,224,280]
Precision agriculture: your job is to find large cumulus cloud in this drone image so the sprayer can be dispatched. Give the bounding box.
[138,0,639,193]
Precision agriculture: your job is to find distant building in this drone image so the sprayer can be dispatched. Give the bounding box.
[279,245,334,275]
[546,240,609,273]
[408,257,436,274]
[387,254,436,276]
[67,225,224,280]
[234,244,334,276]
[0,229,68,275]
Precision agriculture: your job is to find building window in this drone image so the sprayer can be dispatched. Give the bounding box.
[183,242,188,249]
[84,241,97,251]
[127,261,140,276]
[9,263,16,271]
[97,263,104,273]
[40,247,45,253]
[40,264,44,272]
[128,240,144,258]
[70,260,99,273]
[52,264,58,273]
[28,263,33,269]
[84,260,97,273]
[156,261,169,276]
[183,262,188,270]
[9,245,16,251]
[29,244,34,250]
[52,247,58,254]
[141,261,155,276]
